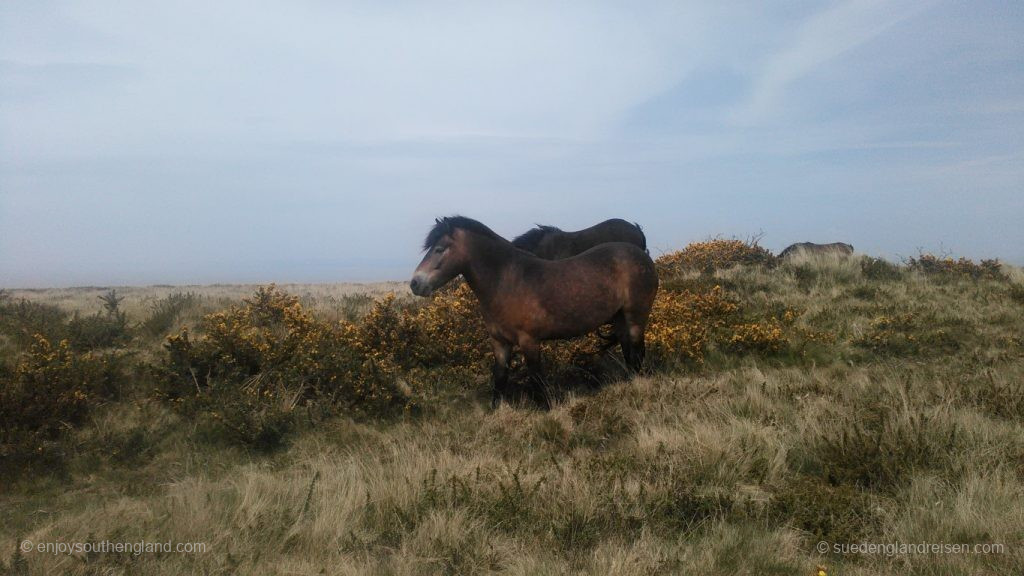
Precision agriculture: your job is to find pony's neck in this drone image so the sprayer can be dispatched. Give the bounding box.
[460,231,523,300]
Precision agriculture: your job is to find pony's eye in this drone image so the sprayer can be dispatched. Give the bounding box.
[434,246,446,254]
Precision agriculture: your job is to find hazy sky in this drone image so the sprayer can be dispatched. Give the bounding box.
[2,1,1022,287]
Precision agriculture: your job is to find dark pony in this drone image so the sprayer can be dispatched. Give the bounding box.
[779,242,854,259]
[412,216,658,408]
[512,218,646,260]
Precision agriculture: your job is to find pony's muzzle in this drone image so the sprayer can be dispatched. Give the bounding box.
[410,275,433,297]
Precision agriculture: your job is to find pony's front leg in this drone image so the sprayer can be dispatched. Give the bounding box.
[520,338,551,410]
[490,338,512,409]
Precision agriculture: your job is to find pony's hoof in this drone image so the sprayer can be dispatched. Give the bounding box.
[533,393,552,411]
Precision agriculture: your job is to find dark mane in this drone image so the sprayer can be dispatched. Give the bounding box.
[423,215,506,250]
[511,225,561,251]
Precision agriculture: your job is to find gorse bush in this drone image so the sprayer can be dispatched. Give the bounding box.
[656,238,776,275]
[0,290,131,352]
[726,319,788,354]
[158,286,407,449]
[154,278,765,447]
[907,253,1004,280]
[0,292,131,473]
[358,283,489,370]
[853,313,961,357]
[407,283,491,368]
[67,313,130,352]
[0,335,124,472]
[68,290,131,350]
[859,256,903,281]
[854,314,922,356]
[646,286,738,366]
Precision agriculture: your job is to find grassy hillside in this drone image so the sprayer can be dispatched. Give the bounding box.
[1,248,1023,575]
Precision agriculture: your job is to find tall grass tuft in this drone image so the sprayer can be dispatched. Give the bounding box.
[141,291,198,337]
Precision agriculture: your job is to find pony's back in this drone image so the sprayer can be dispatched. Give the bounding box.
[513,218,646,260]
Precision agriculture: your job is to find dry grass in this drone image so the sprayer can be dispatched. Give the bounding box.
[4,281,409,323]
[3,254,1024,575]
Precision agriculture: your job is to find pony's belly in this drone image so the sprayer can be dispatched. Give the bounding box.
[531,302,620,340]
[487,297,615,343]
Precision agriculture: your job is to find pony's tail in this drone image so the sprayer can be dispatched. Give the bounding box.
[634,221,648,252]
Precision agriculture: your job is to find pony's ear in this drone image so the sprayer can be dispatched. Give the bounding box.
[435,217,443,224]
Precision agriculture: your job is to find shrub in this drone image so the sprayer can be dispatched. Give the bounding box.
[66,311,130,351]
[860,256,902,281]
[409,283,490,368]
[853,313,961,357]
[0,291,131,352]
[542,332,608,373]
[199,374,300,451]
[65,290,131,351]
[646,285,738,366]
[907,253,1005,280]
[0,298,69,347]
[849,284,880,300]
[726,319,788,354]
[1006,283,1024,305]
[656,238,775,275]
[334,292,377,322]
[359,283,489,371]
[141,291,198,337]
[791,325,837,348]
[158,286,408,449]
[854,314,920,356]
[0,335,123,472]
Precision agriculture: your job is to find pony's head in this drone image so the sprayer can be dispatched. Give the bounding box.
[411,216,500,296]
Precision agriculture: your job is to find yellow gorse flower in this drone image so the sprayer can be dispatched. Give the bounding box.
[656,238,775,275]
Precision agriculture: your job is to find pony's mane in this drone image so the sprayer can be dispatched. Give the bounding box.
[510,225,561,251]
[423,216,505,250]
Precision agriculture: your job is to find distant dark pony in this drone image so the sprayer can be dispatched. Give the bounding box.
[779,242,855,259]
[411,216,658,408]
[512,218,646,260]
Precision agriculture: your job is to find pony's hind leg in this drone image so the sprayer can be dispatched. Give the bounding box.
[616,312,647,374]
[612,313,634,372]
[490,338,512,409]
[519,337,551,410]
[628,327,646,373]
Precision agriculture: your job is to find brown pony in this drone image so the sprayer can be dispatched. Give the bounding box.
[411,216,658,407]
[512,218,646,260]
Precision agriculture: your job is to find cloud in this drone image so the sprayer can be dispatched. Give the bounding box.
[2,1,1023,286]
[2,0,714,160]
[0,60,139,101]
[733,0,929,124]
